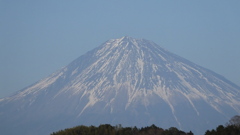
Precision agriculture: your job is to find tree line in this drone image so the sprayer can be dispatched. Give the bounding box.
[51,115,240,135]
[205,115,240,135]
[51,124,193,135]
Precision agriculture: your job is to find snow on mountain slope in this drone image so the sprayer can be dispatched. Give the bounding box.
[0,36,239,135]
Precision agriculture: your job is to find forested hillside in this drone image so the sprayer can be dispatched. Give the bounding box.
[51,115,240,135]
[51,124,194,135]
[205,115,240,135]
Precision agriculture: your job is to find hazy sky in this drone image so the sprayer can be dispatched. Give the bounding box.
[1,1,240,98]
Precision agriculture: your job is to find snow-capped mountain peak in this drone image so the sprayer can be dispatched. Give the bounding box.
[0,37,239,135]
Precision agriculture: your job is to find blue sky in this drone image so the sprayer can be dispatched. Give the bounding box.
[0,1,240,98]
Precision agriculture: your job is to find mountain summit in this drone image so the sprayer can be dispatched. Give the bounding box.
[1,36,240,135]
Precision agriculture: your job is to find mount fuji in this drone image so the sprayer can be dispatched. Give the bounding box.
[0,36,239,135]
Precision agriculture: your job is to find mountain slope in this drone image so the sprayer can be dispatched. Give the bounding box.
[0,36,239,135]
